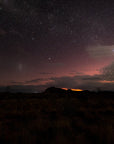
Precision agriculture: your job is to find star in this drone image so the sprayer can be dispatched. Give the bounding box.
[32,37,35,40]
[48,57,54,63]
[48,57,52,61]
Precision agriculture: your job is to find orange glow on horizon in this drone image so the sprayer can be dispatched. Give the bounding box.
[62,88,68,90]
[71,89,83,91]
[62,88,83,91]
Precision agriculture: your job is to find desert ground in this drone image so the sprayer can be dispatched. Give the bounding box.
[0,87,114,144]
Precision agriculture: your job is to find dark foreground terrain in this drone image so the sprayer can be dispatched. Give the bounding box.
[0,87,114,144]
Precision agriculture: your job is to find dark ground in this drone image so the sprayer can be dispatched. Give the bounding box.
[0,87,114,144]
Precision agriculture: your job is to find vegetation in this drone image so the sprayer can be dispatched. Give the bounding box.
[0,87,113,144]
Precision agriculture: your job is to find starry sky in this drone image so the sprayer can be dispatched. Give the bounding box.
[0,0,114,92]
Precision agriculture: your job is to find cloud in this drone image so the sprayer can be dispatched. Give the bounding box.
[47,75,99,90]
[7,62,114,92]
[39,72,54,75]
[69,71,84,75]
[11,81,24,85]
[25,78,47,84]
[11,78,49,85]
[44,62,114,90]
[87,45,114,59]
[81,74,102,81]
[47,62,65,67]
[48,76,78,88]
[101,61,114,81]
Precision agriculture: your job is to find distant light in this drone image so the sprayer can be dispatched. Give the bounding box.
[61,88,83,91]
[62,88,68,90]
[71,89,83,91]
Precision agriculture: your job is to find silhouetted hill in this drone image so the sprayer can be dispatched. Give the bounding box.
[44,87,66,93]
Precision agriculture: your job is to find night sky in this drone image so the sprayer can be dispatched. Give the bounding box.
[0,0,114,92]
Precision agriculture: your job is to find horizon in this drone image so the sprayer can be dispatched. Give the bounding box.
[0,86,114,94]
